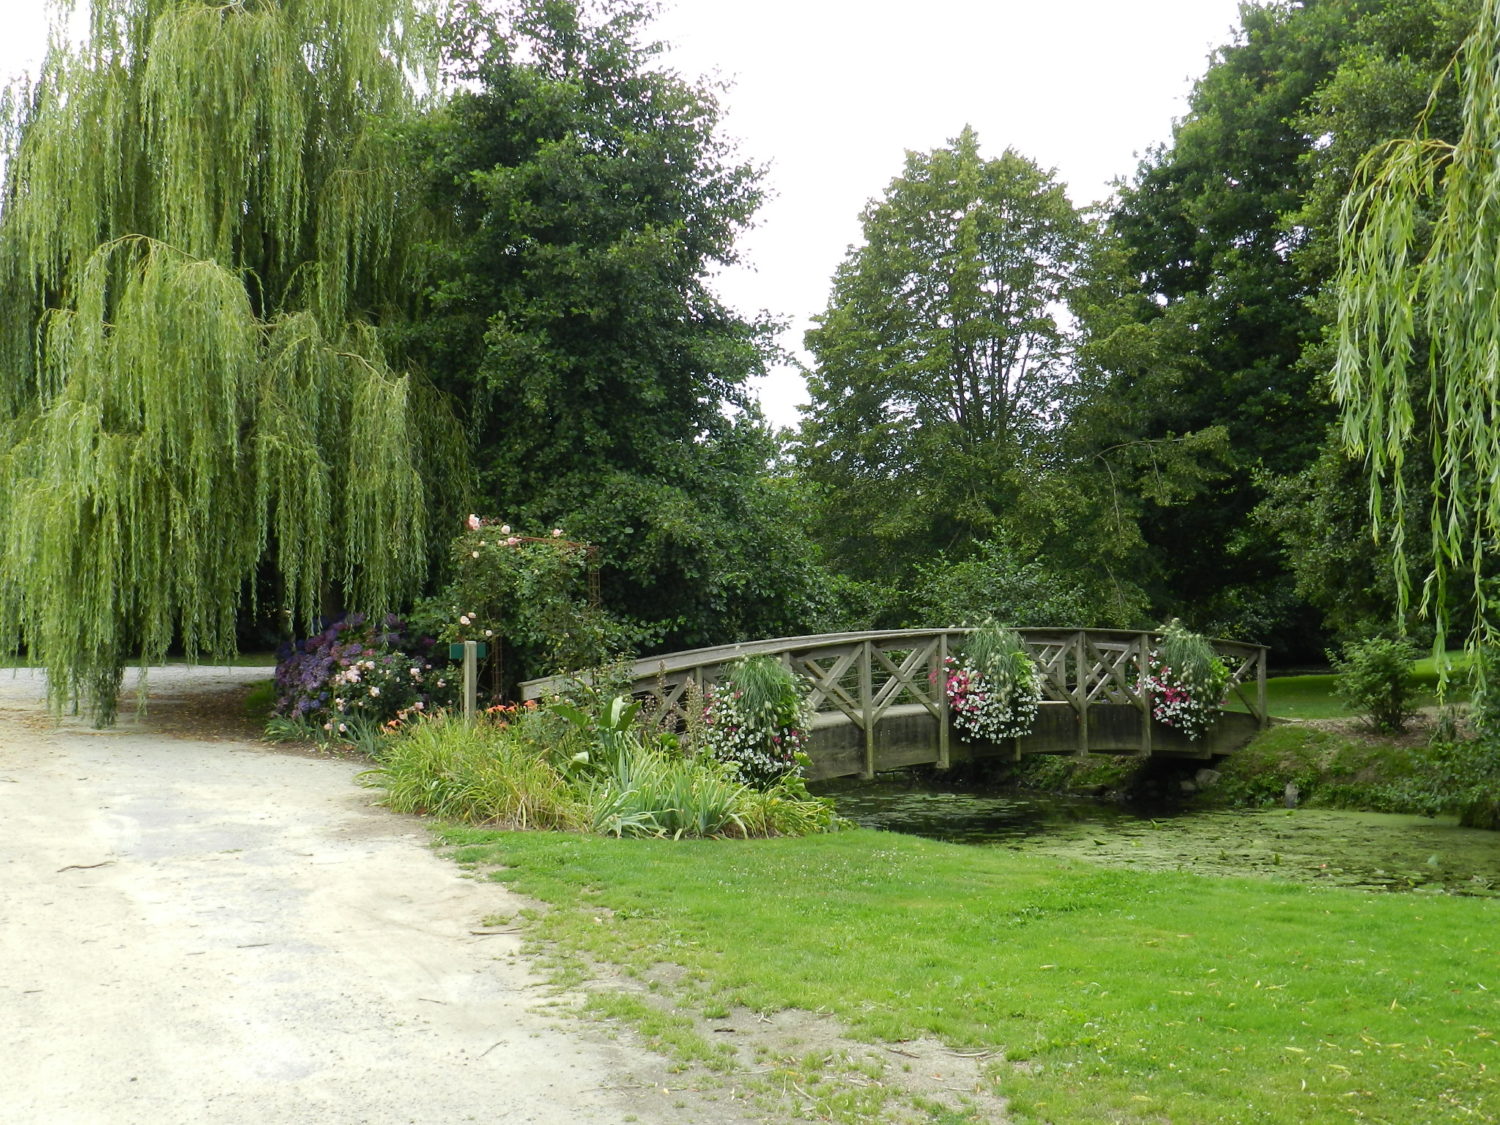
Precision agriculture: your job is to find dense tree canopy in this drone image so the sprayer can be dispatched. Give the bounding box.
[1084,0,1353,648]
[0,0,465,721]
[399,0,830,653]
[799,131,1089,583]
[1076,0,1477,653]
[1334,0,1500,656]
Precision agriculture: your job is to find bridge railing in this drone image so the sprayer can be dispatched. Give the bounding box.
[521,628,1269,773]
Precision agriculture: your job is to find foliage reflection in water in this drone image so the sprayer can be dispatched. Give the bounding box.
[816,781,1500,897]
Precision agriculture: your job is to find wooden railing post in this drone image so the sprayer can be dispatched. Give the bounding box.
[1257,646,1269,729]
[936,632,950,770]
[1137,632,1153,757]
[1074,630,1090,758]
[860,639,875,779]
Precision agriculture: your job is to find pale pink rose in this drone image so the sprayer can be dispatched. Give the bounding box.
[500,524,511,534]
[459,614,471,625]
[466,513,481,530]
[552,528,563,537]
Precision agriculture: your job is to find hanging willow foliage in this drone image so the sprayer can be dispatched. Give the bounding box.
[0,0,465,724]
[1333,0,1500,663]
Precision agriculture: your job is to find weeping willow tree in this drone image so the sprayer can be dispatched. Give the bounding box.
[1333,0,1500,664]
[0,0,466,723]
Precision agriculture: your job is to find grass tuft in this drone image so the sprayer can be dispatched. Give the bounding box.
[363,715,587,830]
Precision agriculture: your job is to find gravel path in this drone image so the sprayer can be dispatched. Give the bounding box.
[0,667,756,1125]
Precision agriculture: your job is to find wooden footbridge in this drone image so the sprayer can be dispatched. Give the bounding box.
[523,628,1269,781]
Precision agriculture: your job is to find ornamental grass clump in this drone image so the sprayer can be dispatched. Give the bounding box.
[702,655,813,788]
[587,744,750,839]
[364,713,587,830]
[945,619,1042,741]
[1147,619,1231,740]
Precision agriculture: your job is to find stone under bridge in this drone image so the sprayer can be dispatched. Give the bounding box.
[522,628,1269,782]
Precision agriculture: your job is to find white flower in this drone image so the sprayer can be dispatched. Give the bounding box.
[500,524,511,534]
[459,615,471,626]
[552,528,563,537]
[471,550,480,558]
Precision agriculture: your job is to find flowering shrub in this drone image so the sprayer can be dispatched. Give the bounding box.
[703,655,813,789]
[1146,620,1231,740]
[943,621,1043,742]
[272,614,456,739]
[422,517,621,695]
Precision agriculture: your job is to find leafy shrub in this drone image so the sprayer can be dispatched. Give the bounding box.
[703,655,813,788]
[1147,620,1231,740]
[272,614,456,739]
[1467,644,1500,742]
[944,619,1042,742]
[1330,637,1418,734]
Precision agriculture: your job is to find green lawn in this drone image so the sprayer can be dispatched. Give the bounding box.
[1238,650,1472,721]
[445,826,1499,1125]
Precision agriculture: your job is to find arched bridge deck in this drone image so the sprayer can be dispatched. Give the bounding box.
[522,628,1269,781]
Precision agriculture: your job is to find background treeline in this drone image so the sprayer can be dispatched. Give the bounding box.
[0,0,1480,715]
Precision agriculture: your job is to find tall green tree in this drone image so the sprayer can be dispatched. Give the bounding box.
[0,0,464,721]
[798,130,1093,594]
[1266,0,1476,644]
[1334,0,1500,656]
[400,0,830,652]
[1090,0,1353,649]
[1086,0,1477,652]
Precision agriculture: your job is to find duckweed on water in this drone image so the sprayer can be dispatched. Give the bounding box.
[823,783,1500,896]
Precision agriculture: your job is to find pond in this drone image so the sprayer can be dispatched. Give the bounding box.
[814,781,1500,897]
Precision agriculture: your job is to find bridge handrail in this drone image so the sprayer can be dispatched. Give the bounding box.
[521,628,1268,729]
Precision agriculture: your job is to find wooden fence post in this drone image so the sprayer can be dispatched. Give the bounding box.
[462,641,479,722]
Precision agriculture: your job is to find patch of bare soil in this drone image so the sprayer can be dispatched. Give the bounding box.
[570,961,1012,1124]
[1293,704,1457,748]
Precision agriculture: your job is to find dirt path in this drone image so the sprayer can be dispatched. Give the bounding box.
[0,667,759,1125]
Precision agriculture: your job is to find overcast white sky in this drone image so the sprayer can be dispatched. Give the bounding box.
[0,0,1252,427]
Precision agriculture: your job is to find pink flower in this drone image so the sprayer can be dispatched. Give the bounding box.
[552,528,564,538]
[500,524,511,534]
[466,514,481,530]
